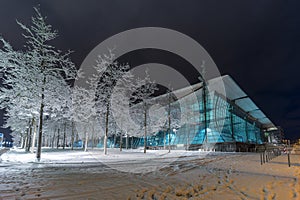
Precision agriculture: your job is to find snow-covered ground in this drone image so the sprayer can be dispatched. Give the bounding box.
[0,148,227,174]
[0,147,299,200]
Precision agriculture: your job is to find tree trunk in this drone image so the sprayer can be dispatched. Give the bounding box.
[36,75,46,162]
[57,128,60,149]
[24,134,28,150]
[84,126,88,152]
[91,121,95,149]
[114,134,117,148]
[27,122,33,152]
[21,136,25,149]
[25,126,30,152]
[120,122,122,151]
[71,121,75,150]
[29,118,35,151]
[31,119,36,153]
[114,125,117,148]
[63,122,66,149]
[52,128,56,148]
[104,104,109,155]
[120,131,123,151]
[164,130,166,150]
[42,134,45,148]
[144,107,147,154]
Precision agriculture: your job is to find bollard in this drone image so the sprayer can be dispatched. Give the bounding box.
[288,153,291,167]
[266,151,268,162]
[271,151,273,160]
[260,152,263,165]
[263,151,265,163]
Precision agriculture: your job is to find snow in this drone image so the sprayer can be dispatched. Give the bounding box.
[1,148,217,173]
[0,148,299,200]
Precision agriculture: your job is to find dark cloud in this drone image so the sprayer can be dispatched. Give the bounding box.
[0,0,300,140]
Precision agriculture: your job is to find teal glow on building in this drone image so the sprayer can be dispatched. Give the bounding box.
[101,75,279,152]
[133,75,277,151]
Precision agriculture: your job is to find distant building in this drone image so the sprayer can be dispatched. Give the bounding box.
[265,126,284,144]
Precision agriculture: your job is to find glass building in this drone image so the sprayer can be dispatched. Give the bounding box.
[132,75,278,152]
[99,75,279,152]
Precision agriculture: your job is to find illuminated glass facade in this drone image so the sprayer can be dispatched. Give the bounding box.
[133,75,272,151]
[101,75,274,152]
[134,92,263,150]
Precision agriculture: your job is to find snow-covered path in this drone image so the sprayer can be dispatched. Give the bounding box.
[0,148,299,200]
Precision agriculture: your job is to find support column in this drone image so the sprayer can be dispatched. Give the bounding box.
[203,81,208,145]
[245,117,248,143]
[230,105,235,141]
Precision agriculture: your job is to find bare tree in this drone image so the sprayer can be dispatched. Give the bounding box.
[132,70,158,153]
[72,85,96,151]
[87,50,131,155]
[0,7,77,161]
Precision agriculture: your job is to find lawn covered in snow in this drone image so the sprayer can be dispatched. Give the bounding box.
[0,147,299,200]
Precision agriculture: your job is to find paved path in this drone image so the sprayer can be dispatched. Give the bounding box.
[0,148,9,155]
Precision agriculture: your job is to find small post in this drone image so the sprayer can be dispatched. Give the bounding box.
[270,151,272,160]
[265,151,268,162]
[263,151,265,163]
[260,152,263,165]
[288,152,291,167]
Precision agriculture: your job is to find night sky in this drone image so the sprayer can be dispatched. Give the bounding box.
[0,0,299,140]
